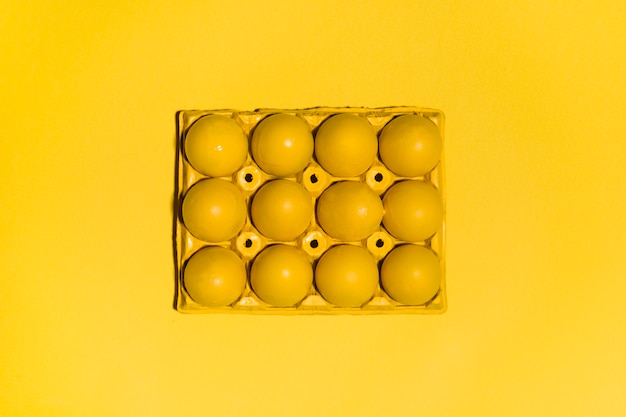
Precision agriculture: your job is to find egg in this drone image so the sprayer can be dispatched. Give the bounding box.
[382,180,443,241]
[250,245,313,307]
[181,179,246,242]
[251,114,313,177]
[251,179,313,241]
[379,115,442,177]
[314,114,378,177]
[314,245,379,307]
[184,115,248,177]
[183,246,247,307]
[316,181,383,241]
[381,245,441,305]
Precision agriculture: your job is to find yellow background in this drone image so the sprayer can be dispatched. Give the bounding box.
[2,1,625,415]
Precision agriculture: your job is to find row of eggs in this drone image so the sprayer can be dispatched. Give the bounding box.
[182,177,443,243]
[184,112,442,179]
[184,243,441,308]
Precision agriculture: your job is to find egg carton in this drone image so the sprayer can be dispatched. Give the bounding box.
[174,106,446,314]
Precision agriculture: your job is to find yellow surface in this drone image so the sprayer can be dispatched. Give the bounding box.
[1,0,625,415]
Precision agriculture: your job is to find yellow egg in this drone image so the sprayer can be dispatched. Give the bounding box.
[316,181,383,241]
[251,114,313,177]
[184,115,248,177]
[314,245,379,307]
[251,180,313,241]
[381,245,441,305]
[379,115,442,177]
[250,245,313,307]
[181,179,246,242]
[314,114,378,177]
[382,180,443,241]
[183,246,247,307]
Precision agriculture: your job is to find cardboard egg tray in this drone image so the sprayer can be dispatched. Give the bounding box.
[174,107,446,314]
